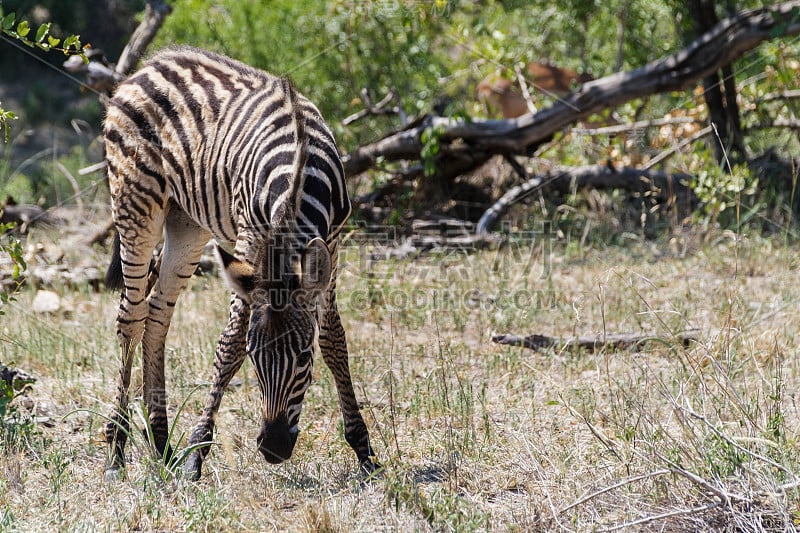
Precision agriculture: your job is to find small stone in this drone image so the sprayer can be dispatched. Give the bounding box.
[32,290,61,313]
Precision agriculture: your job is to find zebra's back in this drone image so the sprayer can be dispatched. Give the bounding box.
[104,46,350,245]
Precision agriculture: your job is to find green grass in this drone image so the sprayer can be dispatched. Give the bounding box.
[3,221,800,531]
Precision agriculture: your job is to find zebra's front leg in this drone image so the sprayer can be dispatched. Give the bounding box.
[184,294,249,481]
[319,292,379,473]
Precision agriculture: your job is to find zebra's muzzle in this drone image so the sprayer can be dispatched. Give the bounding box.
[257,414,298,464]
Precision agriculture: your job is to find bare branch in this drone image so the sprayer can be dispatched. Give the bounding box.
[514,63,537,114]
[643,125,714,170]
[559,469,672,514]
[757,89,800,103]
[63,0,172,96]
[476,165,695,235]
[748,118,800,130]
[492,329,700,352]
[115,0,173,77]
[342,88,408,127]
[573,116,700,137]
[596,503,721,533]
[342,2,800,180]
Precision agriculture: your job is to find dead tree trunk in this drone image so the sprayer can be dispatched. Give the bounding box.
[342,2,800,181]
[476,165,695,234]
[688,0,747,163]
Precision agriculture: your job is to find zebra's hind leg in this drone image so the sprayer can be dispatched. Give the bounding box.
[140,206,210,464]
[184,292,249,481]
[105,209,167,481]
[319,287,379,474]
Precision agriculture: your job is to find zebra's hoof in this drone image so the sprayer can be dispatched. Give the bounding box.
[104,466,124,483]
[360,458,383,480]
[183,453,203,481]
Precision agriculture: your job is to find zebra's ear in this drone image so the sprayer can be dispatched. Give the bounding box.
[300,238,331,293]
[216,245,256,303]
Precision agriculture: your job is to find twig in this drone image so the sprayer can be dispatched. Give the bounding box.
[778,477,800,493]
[79,161,108,176]
[668,464,746,505]
[643,125,714,170]
[757,89,800,103]
[560,396,622,461]
[514,63,537,114]
[748,118,800,130]
[559,469,671,514]
[54,161,83,214]
[342,88,407,126]
[680,403,793,476]
[573,116,700,136]
[596,502,720,532]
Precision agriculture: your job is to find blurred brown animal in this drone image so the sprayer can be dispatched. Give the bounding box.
[477,62,594,118]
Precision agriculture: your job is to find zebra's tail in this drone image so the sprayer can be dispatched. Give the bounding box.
[105,231,124,291]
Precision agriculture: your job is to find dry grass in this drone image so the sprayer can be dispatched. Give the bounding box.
[3,219,800,531]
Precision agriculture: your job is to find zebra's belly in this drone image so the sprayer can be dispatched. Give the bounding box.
[166,184,239,244]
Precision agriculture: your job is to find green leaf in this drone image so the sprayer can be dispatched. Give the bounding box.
[35,22,50,43]
[1,12,14,31]
[16,20,29,38]
[63,35,79,50]
[47,36,60,47]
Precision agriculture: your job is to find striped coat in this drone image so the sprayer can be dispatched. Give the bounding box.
[103,47,376,480]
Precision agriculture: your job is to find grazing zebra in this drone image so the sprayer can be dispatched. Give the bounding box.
[103,46,377,480]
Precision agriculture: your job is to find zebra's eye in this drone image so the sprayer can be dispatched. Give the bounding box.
[297,350,312,367]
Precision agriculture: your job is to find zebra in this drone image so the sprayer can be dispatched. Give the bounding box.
[102,46,377,480]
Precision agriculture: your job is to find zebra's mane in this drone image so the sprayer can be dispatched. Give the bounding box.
[257,77,309,294]
[271,77,308,230]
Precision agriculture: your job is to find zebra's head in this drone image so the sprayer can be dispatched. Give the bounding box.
[217,235,331,464]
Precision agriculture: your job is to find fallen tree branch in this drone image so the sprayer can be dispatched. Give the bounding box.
[476,165,695,235]
[342,2,800,181]
[491,329,701,352]
[115,0,172,78]
[0,363,36,389]
[572,116,700,137]
[63,0,173,96]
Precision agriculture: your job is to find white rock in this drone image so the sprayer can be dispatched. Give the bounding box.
[32,290,61,313]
